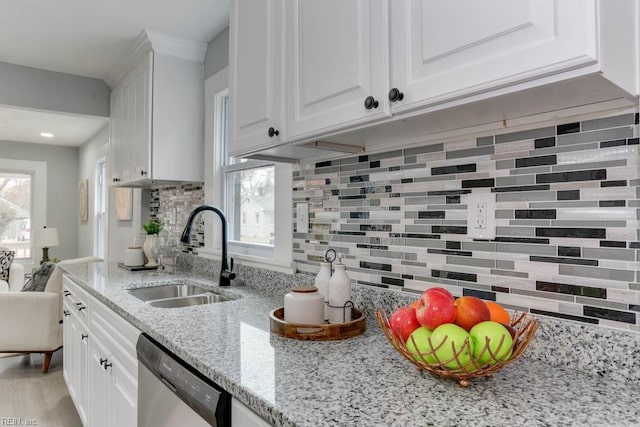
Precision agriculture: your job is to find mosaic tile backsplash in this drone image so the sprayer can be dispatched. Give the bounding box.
[292,111,640,333]
[149,183,205,253]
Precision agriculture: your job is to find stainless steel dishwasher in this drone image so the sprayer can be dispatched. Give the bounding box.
[136,333,231,426]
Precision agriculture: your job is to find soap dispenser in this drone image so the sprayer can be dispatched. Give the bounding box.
[328,254,351,324]
[315,261,331,322]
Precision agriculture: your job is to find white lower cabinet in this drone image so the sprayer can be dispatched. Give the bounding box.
[232,398,271,427]
[63,276,139,427]
[62,280,90,425]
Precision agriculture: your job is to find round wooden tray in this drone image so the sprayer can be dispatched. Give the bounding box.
[269,307,366,340]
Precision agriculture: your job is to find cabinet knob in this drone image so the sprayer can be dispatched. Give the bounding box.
[364,96,379,110]
[63,310,71,317]
[63,290,72,297]
[81,334,88,341]
[140,170,147,176]
[103,361,112,370]
[388,88,404,103]
[267,127,280,138]
[99,358,107,366]
[112,177,120,182]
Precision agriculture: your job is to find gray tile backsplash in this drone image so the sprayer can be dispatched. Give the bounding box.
[292,110,640,333]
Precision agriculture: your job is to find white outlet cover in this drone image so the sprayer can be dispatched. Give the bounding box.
[465,193,496,239]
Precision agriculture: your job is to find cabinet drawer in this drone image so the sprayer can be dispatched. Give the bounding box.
[63,276,90,322]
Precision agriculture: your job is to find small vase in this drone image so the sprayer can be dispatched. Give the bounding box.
[143,234,158,267]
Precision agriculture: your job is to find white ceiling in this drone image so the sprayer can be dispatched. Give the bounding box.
[0,0,229,147]
[0,106,109,146]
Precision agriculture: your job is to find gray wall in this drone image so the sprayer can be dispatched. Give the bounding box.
[77,126,108,257]
[77,128,144,263]
[0,62,110,117]
[0,140,79,262]
[204,27,229,79]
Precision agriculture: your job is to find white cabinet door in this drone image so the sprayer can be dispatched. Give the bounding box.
[108,88,123,184]
[286,0,390,140]
[88,333,110,427]
[110,353,138,427]
[62,301,76,400]
[76,320,89,426]
[131,52,152,180]
[229,0,284,156]
[390,0,597,114]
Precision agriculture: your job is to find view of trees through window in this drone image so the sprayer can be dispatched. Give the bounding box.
[0,172,32,258]
[226,165,275,245]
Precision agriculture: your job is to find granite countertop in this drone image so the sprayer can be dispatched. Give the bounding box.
[61,262,640,427]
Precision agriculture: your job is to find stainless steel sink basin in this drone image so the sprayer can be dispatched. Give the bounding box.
[127,284,210,302]
[146,293,233,308]
[126,283,236,308]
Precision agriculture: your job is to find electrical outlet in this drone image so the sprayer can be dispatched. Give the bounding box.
[296,203,309,233]
[466,194,496,239]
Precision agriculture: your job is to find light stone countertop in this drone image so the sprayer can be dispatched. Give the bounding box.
[61,262,640,427]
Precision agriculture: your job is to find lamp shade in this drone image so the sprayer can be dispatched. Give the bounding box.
[37,227,59,248]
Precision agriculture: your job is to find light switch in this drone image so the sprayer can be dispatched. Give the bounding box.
[465,193,496,239]
[296,203,309,233]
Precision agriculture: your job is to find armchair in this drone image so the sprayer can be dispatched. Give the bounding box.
[0,256,102,373]
[0,261,25,292]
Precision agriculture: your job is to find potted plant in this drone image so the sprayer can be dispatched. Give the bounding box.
[142,220,162,267]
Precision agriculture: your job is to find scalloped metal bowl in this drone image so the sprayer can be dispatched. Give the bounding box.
[376,309,538,387]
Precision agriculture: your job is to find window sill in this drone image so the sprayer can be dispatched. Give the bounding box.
[197,247,296,274]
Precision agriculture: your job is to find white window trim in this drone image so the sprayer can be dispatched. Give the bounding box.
[94,157,108,258]
[0,158,46,265]
[201,67,294,272]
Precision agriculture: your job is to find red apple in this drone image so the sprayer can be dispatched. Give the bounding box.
[469,321,513,366]
[454,296,490,331]
[502,323,517,340]
[415,287,456,330]
[389,306,421,342]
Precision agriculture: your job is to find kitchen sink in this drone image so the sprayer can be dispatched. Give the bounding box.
[127,284,211,302]
[146,293,233,308]
[126,283,237,308]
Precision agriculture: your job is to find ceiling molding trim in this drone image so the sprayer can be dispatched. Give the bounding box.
[105,29,206,88]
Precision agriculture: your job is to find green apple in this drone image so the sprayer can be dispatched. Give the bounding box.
[429,323,474,370]
[469,321,513,366]
[405,326,435,364]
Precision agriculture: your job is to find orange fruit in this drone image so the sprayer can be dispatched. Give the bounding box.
[485,301,510,325]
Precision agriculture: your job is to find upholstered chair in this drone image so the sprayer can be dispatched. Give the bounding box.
[0,261,25,292]
[0,257,102,373]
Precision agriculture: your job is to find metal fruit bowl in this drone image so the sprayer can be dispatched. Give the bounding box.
[376,309,538,387]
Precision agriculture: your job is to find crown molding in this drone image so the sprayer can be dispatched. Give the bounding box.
[105,29,207,88]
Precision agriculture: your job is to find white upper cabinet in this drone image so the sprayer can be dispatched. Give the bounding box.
[228,0,637,159]
[389,0,635,115]
[108,30,205,186]
[229,0,284,157]
[285,0,391,141]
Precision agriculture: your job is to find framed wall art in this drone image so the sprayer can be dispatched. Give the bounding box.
[115,187,133,220]
[79,179,88,221]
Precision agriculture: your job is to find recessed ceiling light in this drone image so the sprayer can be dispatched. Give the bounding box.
[40,132,55,138]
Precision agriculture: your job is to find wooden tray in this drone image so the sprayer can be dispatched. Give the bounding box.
[117,262,158,272]
[270,307,366,340]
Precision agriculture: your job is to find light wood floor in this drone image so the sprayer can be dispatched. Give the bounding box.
[0,351,82,427]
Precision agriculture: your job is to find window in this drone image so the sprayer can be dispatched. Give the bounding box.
[224,162,275,245]
[205,67,292,268]
[95,159,107,258]
[0,172,32,258]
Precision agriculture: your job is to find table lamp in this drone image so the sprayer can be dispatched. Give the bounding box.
[38,226,59,264]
